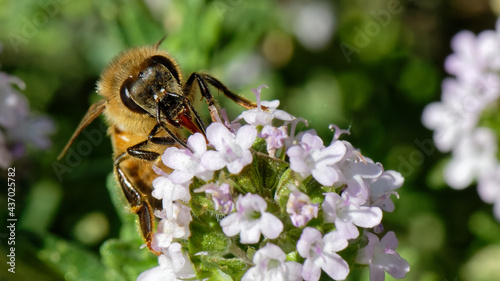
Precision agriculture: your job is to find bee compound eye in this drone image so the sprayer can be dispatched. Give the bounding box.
[149,55,181,84]
[120,78,149,114]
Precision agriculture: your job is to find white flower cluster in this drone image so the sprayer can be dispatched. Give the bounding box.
[0,44,54,169]
[422,19,500,220]
[138,85,409,281]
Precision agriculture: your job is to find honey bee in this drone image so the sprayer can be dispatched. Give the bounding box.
[58,40,257,255]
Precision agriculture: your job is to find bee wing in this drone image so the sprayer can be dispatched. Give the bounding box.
[57,99,107,160]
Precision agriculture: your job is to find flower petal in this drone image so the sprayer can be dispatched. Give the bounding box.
[349,206,383,228]
[317,252,349,281]
[301,258,322,281]
[235,125,257,149]
[260,213,284,239]
[201,151,227,171]
[311,165,338,186]
[220,213,240,237]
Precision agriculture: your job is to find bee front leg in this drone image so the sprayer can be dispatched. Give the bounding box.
[183,73,258,123]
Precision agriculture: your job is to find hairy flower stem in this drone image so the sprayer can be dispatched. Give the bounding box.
[229,242,253,266]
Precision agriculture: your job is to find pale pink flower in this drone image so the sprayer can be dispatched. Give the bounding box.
[286,190,318,227]
[356,231,410,281]
[287,133,346,186]
[297,228,349,281]
[242,243,302,281]
[323,192,382,239]
[201,123,257,174]
[220,193,283,244]
[162,133,213,184]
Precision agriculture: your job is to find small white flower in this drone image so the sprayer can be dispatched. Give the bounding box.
[162,133,213,184]
[137,243,196,281]
[286,190,318,227]
[234,85,295,126]
[151,203,192,251]
[242,243,302,281]
[477,165,500,220]
[421,78,479,152]
[369,170,404,212]
[356,231,410,281]
[445,25,500,84]
[220,193,283,244]
[287,133,346,186]
[323,192,382,239]
[152,176,190,227]
[260,125,288,156]
[297,228,350,281]
[201,123,257,174]
[194,182,234,214]
[336,141,383,203]
[444,127,497,189]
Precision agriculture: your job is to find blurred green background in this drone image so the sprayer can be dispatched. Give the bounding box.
[1,0,500,280]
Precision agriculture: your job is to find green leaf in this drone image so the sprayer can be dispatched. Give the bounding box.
[252,151,289,197]
[197,255,248,281]
[207,268,234,281]
[189,220,231,254]
[228,162,260,194]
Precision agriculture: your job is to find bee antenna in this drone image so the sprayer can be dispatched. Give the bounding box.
[154,36,167,49]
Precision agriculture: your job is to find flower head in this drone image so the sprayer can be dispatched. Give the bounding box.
[422,20,500,224]
[0,69,54,166]
[142,85,408,281]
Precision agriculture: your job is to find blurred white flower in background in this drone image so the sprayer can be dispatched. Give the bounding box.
[422,19,500,221]
[291,1,336,51]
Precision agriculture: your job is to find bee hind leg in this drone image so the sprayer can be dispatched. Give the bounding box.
[114,152,162,255]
